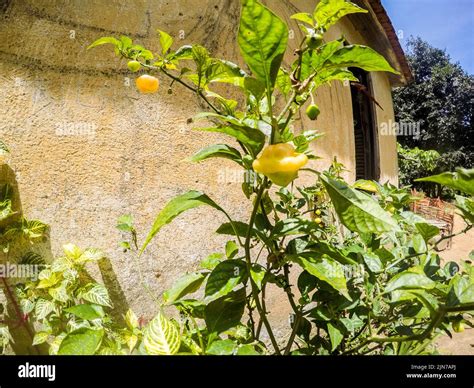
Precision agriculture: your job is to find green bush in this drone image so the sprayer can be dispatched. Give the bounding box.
[397,143,441,195]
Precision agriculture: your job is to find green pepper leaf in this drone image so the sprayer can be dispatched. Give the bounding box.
[314,0,367,30]
[416,168,474,196]
[238,0,288,90]
[189,144,242,164]
[447,274,474,306]
[290,12,315,26]
[363,252,383,273]
[276,68,292,97]
[140,191,225,254]
[87,37,120,50]
[301,40,343,79]
[454,195,474,224]
[415,223,440,242]
[327,322,344,352]
[206,339,237,355]
[163,272,206,305]
[205,260,248,301]
[157,29,173,54]
[385,270,436,293]
[321,174,399,234]
[324,45,399,74]
[290,255,350,300]
[205,288,246,335]
[225,241,239,259]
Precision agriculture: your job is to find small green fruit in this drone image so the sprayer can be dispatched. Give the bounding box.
[306,33,323,49]
[315,209,322,216]
[315,217,322,224]
[306,104,320,120]
[127,60,141,72]
[452,321,465,333]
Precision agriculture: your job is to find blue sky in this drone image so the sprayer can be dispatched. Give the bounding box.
[383,0,474,74]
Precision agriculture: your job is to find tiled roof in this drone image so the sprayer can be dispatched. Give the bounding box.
[367,0,413,83]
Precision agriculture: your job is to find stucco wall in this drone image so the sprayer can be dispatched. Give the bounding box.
[0,0,399,329]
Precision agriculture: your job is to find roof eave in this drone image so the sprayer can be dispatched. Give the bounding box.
[349,0,413,86]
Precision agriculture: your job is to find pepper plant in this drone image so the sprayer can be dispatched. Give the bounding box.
[87,0,474,355]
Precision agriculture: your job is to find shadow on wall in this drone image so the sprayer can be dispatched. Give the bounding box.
[0,163,130,353]
[98,258,130,327]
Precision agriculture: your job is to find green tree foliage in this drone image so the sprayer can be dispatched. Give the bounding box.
[393,37,474,173]
[397,143,441,195]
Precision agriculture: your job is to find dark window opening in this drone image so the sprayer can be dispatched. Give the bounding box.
[350,68,380,181]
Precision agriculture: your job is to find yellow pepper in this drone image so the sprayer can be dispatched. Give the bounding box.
[136,74,159,94]
[252,143,308,187]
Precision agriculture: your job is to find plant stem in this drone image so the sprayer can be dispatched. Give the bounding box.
[386,251,426,271]
[255,318,263,340]
[139,58,258,158]
[246,296,257,340]
[255,282,267,340]
[277,90,297,123]
[157,66,250,155]
[244,179,280,354]
[434,224,472,252]
[276,39,308,125]
[189,315,205,354]
[140,62,220,116]
[212,208,245,248]
[283,264,303,355]
[342,302,474,355]
[133,252,160,305]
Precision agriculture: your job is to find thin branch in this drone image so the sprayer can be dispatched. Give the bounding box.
[342,302,474,355]
[434,224,472,252]
[277,90,297,123]
[244,179,281,354]
[283,264,303,355]
[255,282,267,340]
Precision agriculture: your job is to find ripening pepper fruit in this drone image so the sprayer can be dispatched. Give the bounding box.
[127,60,141,72]
[306,104,320,120]
[252,143,308,187]
[452,320,465,333]
[306,33,324,49]
[136,74,159,94]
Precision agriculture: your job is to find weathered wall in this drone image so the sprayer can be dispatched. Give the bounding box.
[0,0,399,326]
